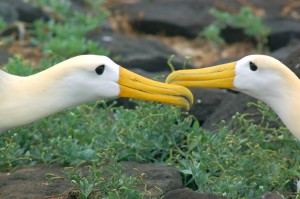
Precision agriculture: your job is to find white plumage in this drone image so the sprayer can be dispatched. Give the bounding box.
[0,55,193,132]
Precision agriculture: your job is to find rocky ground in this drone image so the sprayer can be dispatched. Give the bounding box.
[1,0,300,198]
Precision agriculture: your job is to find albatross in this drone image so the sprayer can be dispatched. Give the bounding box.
[0,55,193,133]
[166,55,300,140]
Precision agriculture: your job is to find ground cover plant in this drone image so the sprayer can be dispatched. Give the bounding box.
[0,0,299,198]
[1,57,299,198]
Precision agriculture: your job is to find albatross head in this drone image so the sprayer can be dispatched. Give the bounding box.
[166,55,298,104]
[166,55,300,140]
[37,55,194,109]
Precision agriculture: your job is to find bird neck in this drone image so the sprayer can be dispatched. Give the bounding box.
[263,78,300,141]
[0,69,90,132]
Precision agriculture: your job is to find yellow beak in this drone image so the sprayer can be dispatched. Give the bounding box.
[118,67,194,109]
[166,62,236,88]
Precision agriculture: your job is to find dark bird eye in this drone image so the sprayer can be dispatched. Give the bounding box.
[249,62,258,71]
[95,65,105,75]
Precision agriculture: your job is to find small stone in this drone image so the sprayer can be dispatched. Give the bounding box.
[162,188,228,199]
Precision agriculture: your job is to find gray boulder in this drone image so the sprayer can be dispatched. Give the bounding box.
[87,27,193,72]
[0,0,48,23]
[109,0,300,50]
[163,188,228,199]
[188,88,234,124]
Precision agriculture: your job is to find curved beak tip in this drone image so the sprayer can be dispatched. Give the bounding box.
[118,67,194,109]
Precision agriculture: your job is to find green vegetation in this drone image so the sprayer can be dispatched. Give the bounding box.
[4,56,34,76]
[47,149,149,199]
[201,7,270,50]
[201,23,225,47]
[30,0,109,58]
[0,17,6,31]
[168,55,192,71]
[179,104,300,198]
[0,1,299,198]
[0,59,299,197]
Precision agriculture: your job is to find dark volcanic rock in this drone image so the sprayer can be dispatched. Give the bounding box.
[269,42,300,61]
[261,192,284,199]
[110,0,300,50]
[202,92,284,131]
[87,28,193,72]
[0,0,48,23]
[0,48,10,66]
[0,2,18,23]
[0,162,183,198]
[202,93,258,131]
[188,89,234,124]
[0,166,73,198]
[163,188,228,199]
[266,19,300,51]
[282,46,300,78]
[110,0,214,38]
[121,161,183,197]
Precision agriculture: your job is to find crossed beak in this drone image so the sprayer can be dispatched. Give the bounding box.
[166,62,237,89]
[118,67,194,109]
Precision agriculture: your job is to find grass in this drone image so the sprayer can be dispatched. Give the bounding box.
[0,0,299,198]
